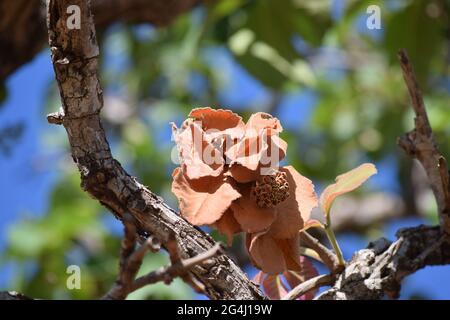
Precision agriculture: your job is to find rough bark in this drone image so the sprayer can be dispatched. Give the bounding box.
[0,0,200,83]
[317,225,450,299]
[397,49,450,233]
[46,0,264,300]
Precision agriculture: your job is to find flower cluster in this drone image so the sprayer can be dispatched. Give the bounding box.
[171,108,318,274]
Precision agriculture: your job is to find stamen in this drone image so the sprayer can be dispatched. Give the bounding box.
[251,171,290,208]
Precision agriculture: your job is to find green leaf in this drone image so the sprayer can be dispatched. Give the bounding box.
[320,163,377,217]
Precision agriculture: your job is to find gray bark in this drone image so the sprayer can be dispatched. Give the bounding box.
[317,225,450,299]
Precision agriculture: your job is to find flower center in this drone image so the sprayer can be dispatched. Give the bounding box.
[251,171,290,208]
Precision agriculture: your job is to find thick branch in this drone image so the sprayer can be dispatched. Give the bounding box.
[46,0,264,300]
[317,225,450,299]
[397,49,450,233]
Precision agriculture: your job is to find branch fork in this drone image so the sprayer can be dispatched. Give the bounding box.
[102,214,223,300]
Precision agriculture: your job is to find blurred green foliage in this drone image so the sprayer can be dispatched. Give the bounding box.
[3,0,449,299]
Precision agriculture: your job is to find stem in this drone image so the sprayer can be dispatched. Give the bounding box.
[325,214,345,266]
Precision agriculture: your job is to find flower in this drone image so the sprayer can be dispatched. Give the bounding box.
[171,107,318,274]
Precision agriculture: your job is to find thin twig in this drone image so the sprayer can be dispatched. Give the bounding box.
[102,214,152,300]
[397,49,450,233]
[102,215,223,299]
[282,274,335,300]
[132,243,223,291]
[300,232,342,273]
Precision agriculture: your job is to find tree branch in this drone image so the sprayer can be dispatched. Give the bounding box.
[317,225,450,299]
[102,214,224,300]
[397,49,450,233]
[299,232,342,273]
[282,274,335,300]
[46,0,264,300]
[314,49,450,300]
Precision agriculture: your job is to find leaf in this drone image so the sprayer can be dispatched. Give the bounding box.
[262,275,289,300]
[299,219,324,233]
[319,163,377,217]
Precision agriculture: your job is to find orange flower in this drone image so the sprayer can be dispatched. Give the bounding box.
[171,107,318,274]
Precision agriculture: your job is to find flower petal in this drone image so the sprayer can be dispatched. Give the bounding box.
[172,121,224,181]
[268,166,318,239]
[226,135,263,171]
[246,112,283,134]
[283,257,319,300]
[262,275,289,300]
[231,185,277,233]
[226,129,287,181]
[248,232,286,274]
[252,271,265,285]
[248,233,303,274]
[274,235,302,271]
[171,167,241,225]
[227,163,260,183]
[189,108,245,153]
[212,209,242,246]
[189,107,245,131]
